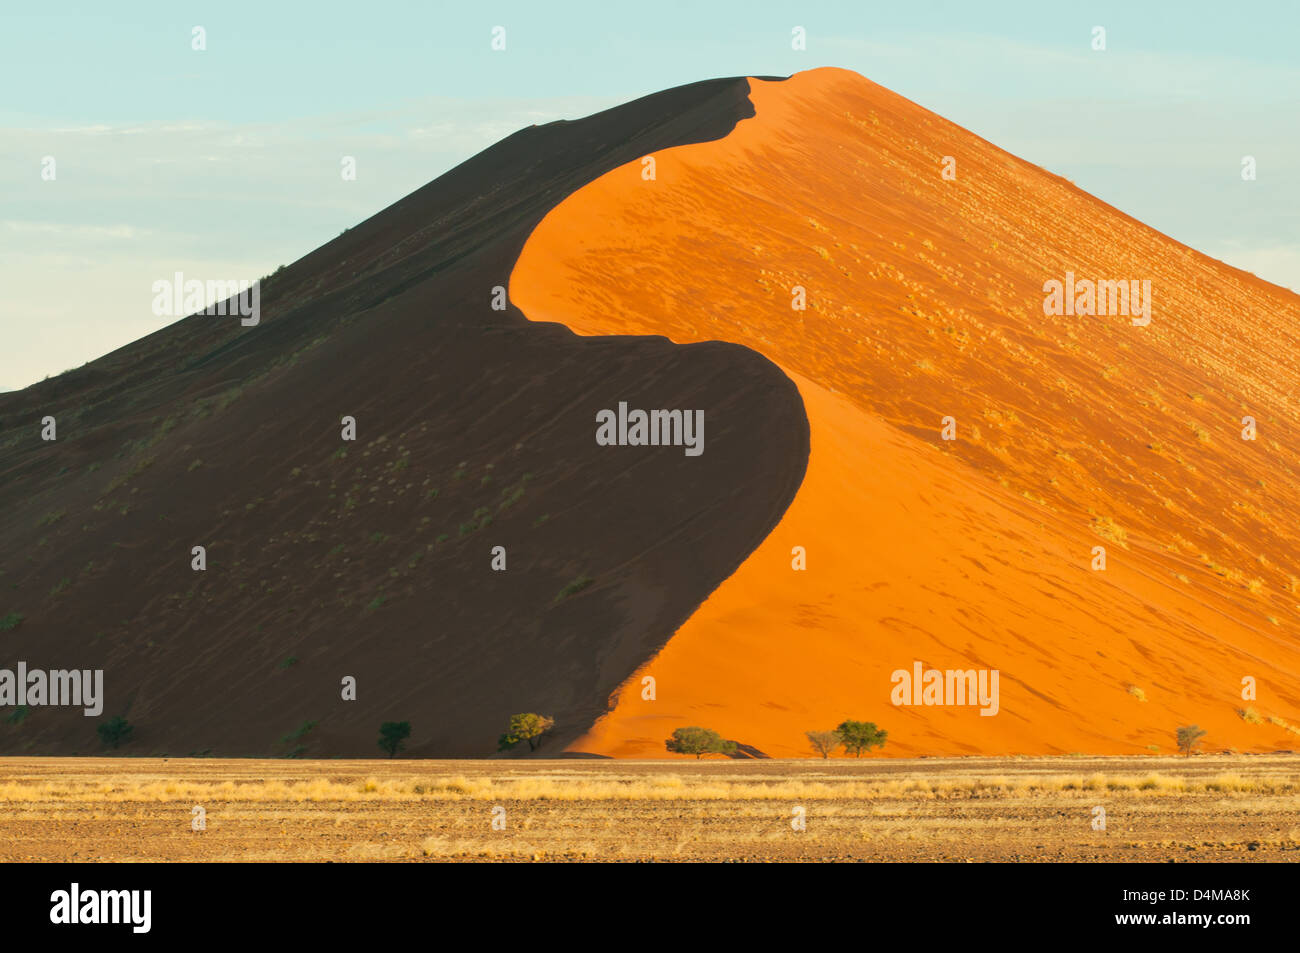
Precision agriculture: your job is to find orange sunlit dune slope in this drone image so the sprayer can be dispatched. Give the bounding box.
[511,67,1300,757]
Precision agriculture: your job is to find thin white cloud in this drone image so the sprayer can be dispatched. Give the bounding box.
[1,220,141,239]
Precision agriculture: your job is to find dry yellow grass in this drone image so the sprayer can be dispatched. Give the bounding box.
[1,769,1293,803]
[2,755,1298,862]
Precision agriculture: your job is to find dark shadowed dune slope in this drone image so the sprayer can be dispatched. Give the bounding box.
[0,77,808,757]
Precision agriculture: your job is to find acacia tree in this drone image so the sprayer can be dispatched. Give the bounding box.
[1176,724,1206,758]
[806,729,842,759]
[836,720,888,757]
[97,716,134,750]
[378,721,411,758]
[498,713,555,752]
[665,726,737,759]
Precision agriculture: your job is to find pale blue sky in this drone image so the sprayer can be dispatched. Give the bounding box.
[2,1,1297,390]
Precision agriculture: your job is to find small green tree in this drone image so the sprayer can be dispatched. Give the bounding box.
[378,721,411,758]
[1176,724,1206,758]
[806,729,842,759]
[664,726,737,759]
[836,720,887,757]
[97,716,133,750]
[497,713,555,752]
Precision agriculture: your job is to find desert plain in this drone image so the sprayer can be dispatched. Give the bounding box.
[1,754,1297,862]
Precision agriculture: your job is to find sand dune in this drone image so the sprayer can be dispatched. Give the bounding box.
[0,78,807,757]
[511,67,1300,757]
[5,67,1298,760]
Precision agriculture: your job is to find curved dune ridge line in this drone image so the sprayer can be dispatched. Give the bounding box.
[511,67,1300,758]
[0,77,810,758]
